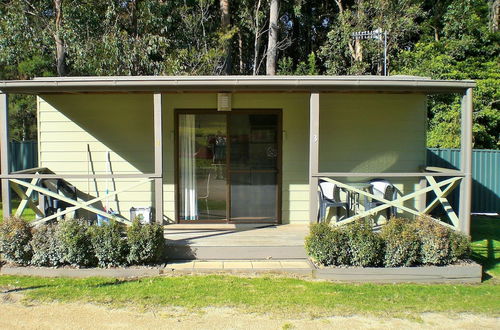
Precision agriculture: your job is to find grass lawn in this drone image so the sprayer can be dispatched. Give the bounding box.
[0,275,499,317]
[0,215,498,317]
[470,216,500,278]
[0,200,36,221]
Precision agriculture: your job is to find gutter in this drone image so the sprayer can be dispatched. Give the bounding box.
[0,76,476,94]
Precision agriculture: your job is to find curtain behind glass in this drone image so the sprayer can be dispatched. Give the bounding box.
[179,114,198,220]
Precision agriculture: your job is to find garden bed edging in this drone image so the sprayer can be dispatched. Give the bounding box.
[312,262,482,283]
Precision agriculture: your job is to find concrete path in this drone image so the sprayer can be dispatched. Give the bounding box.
[166,260,312,272]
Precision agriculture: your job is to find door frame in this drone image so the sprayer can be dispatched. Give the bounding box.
[174,108,282,224]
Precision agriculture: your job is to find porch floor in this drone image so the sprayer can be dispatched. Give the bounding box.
[163,224,309,260]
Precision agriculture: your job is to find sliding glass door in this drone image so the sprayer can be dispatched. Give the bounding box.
[177,110,280,223]
[229,114,279,222]
[178,114,227,221]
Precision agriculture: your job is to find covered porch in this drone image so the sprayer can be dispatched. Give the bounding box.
[0,76,474,239]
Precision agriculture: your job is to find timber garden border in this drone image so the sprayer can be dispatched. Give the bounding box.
[0,261,482,284]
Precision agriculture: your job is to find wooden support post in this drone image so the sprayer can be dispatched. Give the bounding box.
[309,93,320,223]
[459,88,473,234]
[418,177,427,212]
[0,93,11,219]
[153,93,164,224]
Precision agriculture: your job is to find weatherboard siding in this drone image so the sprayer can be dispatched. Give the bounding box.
[38,94,154,220]
[38,92,426,223]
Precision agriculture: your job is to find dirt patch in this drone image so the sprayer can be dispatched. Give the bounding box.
[0,299,498,330]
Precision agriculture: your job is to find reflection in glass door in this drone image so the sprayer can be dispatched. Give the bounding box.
[178,114,227,221]
[229,114,279,222]
[178,111,280,223]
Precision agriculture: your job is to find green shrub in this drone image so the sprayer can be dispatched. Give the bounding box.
[127,220,165,265]
[380,218,420,267]
[0,217,32,265]
[449,228,471,262]
[90,220,128,267]
[305,223,349,266]
[31,224,64,267]
[416,216,471,265]
[57,219,95,267]
[344,220,384,267]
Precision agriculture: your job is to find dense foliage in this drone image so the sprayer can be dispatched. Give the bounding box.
[0,218,166,267]
[0,0,498,147]
[127,220,165,265]
[304,221,349,266]
[343,220,384,267]
[57,219,96,267]
[30,223,64,267]
[416,216,471,265]
[380,217,420,267]
[305,216,471,267]
[90,220,128,267]
[0,216,32,265]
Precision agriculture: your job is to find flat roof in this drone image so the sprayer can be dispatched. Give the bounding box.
[0,75,476,94]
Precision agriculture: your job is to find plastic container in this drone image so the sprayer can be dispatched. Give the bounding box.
[130,207,153,224]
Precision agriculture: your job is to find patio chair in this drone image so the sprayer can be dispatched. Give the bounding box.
[318,180,349,222]
[366,179,397,218]
[198,172,211,215]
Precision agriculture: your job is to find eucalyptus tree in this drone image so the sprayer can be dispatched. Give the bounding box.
[394,0,499,149]
[265,0,279,75]
[319,0,422,75]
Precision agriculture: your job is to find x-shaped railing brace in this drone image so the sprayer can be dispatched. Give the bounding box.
[10,178,153,226]
[321,176,463,230]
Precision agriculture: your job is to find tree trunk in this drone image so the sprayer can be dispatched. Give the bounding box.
[219,0,232,75]
[54,0,66,76]
[491,0,500,32]
[238,31,244,73]
[266,0,279,75]
[252,0,262,75]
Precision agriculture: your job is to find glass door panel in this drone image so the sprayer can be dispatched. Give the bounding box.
[178,114,227,221]
[229,114,279,222]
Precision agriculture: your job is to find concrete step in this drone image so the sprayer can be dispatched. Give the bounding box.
[165,245,307,260]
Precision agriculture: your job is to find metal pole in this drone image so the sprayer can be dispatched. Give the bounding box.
[459,88,473,234]
[0,93,11,219]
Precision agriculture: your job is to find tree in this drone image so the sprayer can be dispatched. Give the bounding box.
[53,0,66,76]
[394,0,499,149]
[319,0,422,75]
[0,0,497,148]
[219,0,232,74]
[265,0,279,75]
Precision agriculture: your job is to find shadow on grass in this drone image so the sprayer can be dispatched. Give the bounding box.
[1,285,50,294]
[91,279,131,288]
[471,216,500,280]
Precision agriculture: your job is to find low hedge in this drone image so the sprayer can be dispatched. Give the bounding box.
[31,224,64,267]
[304,222,349,266]
[0,218,166,268]
[416,216,471,265]
[90,220,128,268]
[380,218,420,267]
[0,217,32,265]
[58,219,96,267]
[344,221,384,267]
[306,216,471,267]
[127,220,165,265]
